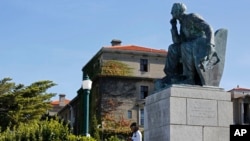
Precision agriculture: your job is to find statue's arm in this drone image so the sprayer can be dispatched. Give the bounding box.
[170,18,181,44]
[192,14,214,45]
[202,22,214,46]
[192,14,218,69]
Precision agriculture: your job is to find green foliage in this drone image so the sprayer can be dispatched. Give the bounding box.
[0,118,96,141]
[0,78,56,131]
[0,78,97,140]
[82,55,101,79]
[67,134,95,141]
[101,60,133,76]
[105,135,126,141]
[90,116,100,141]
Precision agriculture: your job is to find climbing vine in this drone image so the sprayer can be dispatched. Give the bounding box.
[101,60,133,76]
[101,98,131,139]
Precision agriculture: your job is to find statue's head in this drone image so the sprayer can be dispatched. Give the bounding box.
[171,3,187,19]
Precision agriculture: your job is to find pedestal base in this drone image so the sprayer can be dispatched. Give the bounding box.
[144,85,233,141]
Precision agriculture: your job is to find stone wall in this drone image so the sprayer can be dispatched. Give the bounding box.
[144,85,233,141]
[99,76,154,123]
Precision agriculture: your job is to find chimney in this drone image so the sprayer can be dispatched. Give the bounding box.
[59,94,66,107]
[111,39,122,46]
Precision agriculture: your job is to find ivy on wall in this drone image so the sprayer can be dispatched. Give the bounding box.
[101,60,133,76]
[83,55,101,79]
[101,98,131,137]
[85,60,134,139]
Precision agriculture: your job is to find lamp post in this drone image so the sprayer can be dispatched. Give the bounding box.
[82,74,92,136]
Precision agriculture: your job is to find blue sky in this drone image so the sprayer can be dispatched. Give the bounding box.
[1,0,250,100]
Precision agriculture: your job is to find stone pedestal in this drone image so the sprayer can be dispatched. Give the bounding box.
[144,85,233,141]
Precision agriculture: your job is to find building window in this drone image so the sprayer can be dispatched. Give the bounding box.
[140,109,144,126]
[140,86,149,99]
[243,103,250,124]
[128,110,132,119]
[140,59,148,72]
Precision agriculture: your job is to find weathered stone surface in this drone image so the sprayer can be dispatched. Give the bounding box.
[187,99,217,126]
[145,99,169,128]
[144,126,169,141]
[170,125,202,141]
[203,127,229,141]
[218,101,233,127]
[170,97,186,124]
[148,85,230,105]
[146,91,186,126]
[170,85,231,100]
[145,125,203,141]
[145,85,232,141]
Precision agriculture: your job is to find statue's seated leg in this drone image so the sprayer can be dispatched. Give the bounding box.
[180,42,196,85]
[163,43,182,84]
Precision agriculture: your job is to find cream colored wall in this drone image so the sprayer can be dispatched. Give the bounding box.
[102,52,166,78]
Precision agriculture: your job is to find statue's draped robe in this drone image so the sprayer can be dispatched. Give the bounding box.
[164,13,221,86]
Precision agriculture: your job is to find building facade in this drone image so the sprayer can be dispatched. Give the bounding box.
[230,85,250,125]
[58,39,167,135]
[49,94,70,116]
[57,40,250,136]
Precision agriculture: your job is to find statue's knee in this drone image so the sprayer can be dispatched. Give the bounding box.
[168,44,177,49]
[168,44,180,54]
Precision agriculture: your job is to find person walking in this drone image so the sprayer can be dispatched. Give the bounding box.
[127,122,142,141]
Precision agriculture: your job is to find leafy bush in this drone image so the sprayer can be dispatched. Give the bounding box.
[0,119,96,141]
[105,135,119,141]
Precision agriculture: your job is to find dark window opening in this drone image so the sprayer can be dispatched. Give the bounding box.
[140,86,149,99]
[243,103,250,124]
[140,59,148,72]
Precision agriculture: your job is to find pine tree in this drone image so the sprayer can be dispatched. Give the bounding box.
[0,77,56,131]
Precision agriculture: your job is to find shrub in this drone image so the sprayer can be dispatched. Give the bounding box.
[0,119,96,141]
[105,135,119,141]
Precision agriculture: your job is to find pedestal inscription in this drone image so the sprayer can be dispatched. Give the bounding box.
[187,99,217,126]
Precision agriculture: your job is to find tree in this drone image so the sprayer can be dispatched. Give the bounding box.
[0,77,56,131]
